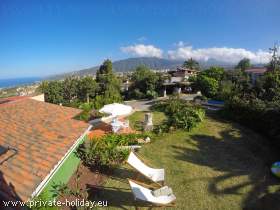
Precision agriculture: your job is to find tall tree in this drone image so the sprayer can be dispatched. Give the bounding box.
[267,44,280,71]
[95,59,122,104]
[63,76,79,103]
[42,81,64,104]
[261,71,280,101]
[129,65,162,99]
[191,66,225,98]
[38,81,49,93]
[201,66,225,81]
[235,58,251,71]
[195,75,219,98]
[78,76,98,103]
[96,59,113,82]
[183,58,200,70]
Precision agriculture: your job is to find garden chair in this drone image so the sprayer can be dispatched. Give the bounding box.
[127,151,165,185]
[122,119,129,128]
[111,118,129,133]
[128,179,176,209]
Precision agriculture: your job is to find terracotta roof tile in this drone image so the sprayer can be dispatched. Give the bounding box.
[0,96,29,105]
[0,99,89,202]
[245,67,268,74]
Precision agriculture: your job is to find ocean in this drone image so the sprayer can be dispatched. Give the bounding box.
[0,77,42,89]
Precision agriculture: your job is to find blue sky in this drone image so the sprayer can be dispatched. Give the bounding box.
[0,0,279,79]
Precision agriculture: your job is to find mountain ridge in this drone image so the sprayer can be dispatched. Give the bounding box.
[46,57,240,80]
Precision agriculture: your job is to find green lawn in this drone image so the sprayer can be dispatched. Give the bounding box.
[94,112,280,210]
[128,111,167,131]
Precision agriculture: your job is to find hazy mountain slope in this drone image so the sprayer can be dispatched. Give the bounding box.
[47,57,182,80]
[112,57,180,72]
[46,57,241,80]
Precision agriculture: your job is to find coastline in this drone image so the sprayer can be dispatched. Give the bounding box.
[0,77,43,98]
[0,77,42,89]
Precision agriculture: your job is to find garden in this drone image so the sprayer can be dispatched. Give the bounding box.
[93,111,280,210]
[31,96,280,210]
[34,53,280,209]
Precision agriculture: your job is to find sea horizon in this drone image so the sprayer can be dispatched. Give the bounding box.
[0,77,42,89]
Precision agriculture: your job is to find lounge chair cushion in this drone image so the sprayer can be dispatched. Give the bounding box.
[152,186,173,197]
[128,180,176,205]
[127,152,165,182]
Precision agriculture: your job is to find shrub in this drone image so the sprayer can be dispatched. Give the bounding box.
[92,95,105,110]
[129,88,145,99]
[101,133,146,146]
[127,66,163,100]
[164,96,186,115]
[89,109,104,120]
[146,90,158,100]
[167,104,205,131]
[150,100,168,112]
[76,134,145,169]
[152,96,205,132]
[51,182,73,198]
[65,99,83,108]
[196,75,219,98]
[216,80,235,100]
[76,140,129,169]
[222,96,280,148]
[153,123,170,134]
[74,102,104,122]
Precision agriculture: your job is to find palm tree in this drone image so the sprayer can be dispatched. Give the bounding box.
[183,58,200,70]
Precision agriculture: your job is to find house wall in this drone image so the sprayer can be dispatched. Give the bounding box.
[38,135,87,199]
[31,94,45,102]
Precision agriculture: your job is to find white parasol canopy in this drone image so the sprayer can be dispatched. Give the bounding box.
[99,103,133,117]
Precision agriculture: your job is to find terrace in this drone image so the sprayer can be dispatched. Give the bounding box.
[88,119,136,139]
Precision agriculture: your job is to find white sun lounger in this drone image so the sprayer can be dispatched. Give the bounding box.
[127,152,165,184]
[128,179,176,206]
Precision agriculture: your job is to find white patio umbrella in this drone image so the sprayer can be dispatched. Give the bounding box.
[99,103,133,117]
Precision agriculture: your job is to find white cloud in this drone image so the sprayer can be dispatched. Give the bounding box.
[120,42,271,64]
[120,44,163,58]
[168,46,271,64]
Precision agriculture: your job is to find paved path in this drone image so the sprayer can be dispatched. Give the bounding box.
[124,94,199,111]
[124,99,156,111]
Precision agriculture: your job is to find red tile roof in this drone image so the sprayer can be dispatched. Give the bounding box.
[0,99,89,201]
[245,67,268,74]
[0,96,29,105]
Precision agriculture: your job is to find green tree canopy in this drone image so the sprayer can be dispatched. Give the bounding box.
[201,66,225,81]
[224,69,251,95]
[96,59,113,82]
[267,45,280,71]
[261,71,280,101]
[129,65,162,99]
[182,58,200,70]
[78,76,98,102]
[63,76,79,103]
[195,75,219,98]
[41,81,64,104]
[95,59,122,105]
[235,58,251,71]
